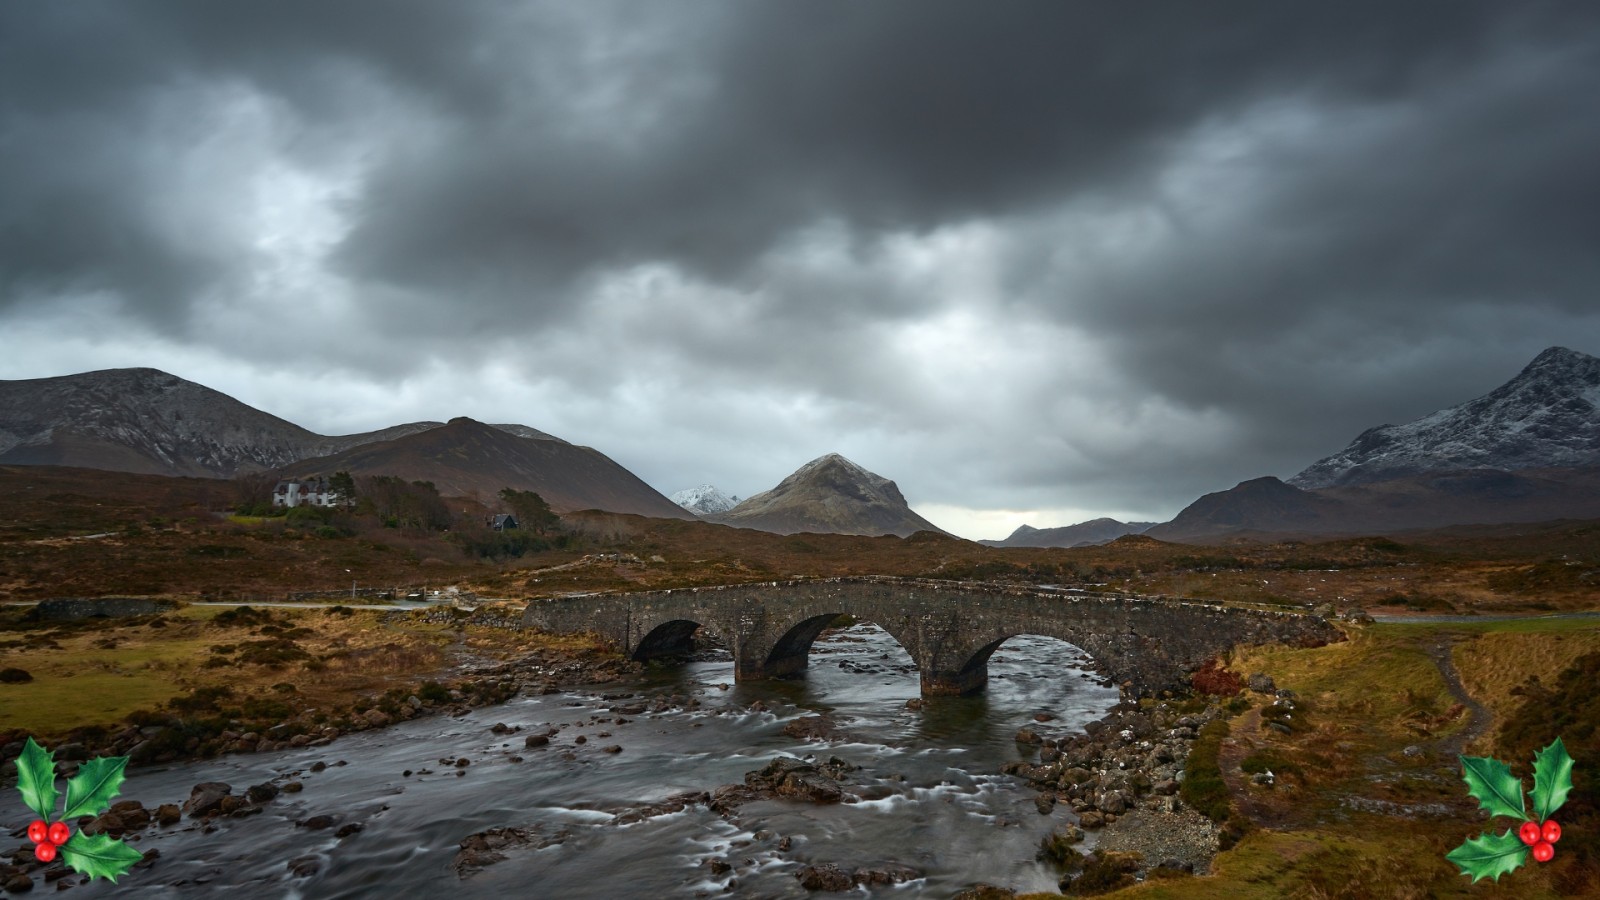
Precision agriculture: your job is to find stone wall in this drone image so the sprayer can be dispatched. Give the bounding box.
[28,597,178,621]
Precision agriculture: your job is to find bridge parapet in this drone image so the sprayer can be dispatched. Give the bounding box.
[520,576,1343,698]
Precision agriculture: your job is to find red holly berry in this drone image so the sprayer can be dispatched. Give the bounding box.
[47,821,70,846]
[34,840,57,863]
[27,819,48,844]
[1543,819,1562,844]
[1519,821,1542,845]
[1533,840,1555,863]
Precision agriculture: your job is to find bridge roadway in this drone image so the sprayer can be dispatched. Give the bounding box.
[520,576,1343,698]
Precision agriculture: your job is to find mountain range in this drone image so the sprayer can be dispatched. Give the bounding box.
[2,346,1597,542]
[980,519,1157,549]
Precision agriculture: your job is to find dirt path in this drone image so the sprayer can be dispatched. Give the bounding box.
[1426,636,1492,758]
[1215,707,1299,828]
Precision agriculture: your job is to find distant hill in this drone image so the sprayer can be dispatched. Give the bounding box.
[980,518,1157,548]
[670,484,740,515]
[1292,346,1600,488]
[709,453,945,537]
[278,417,695,518]
[0,367,444,477]
[1147,468,1600,543]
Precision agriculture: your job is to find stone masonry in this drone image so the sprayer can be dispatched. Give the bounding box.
[521,577,1343,698]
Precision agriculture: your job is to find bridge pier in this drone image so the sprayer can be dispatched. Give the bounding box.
[921,667,987,696]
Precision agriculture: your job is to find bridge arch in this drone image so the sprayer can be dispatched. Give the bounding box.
[762,612,926,681]
[632,618,703,661]
[521,577,1342,699]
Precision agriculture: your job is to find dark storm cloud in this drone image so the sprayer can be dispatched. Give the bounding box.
[3,2,1600,534]
[335,2,1596,308]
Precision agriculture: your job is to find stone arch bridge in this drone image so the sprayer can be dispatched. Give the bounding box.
[520,576,1343,698]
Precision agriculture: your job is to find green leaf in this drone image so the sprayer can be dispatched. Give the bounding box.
[16,737,59,821]
[1460,754,1528,821]
[1532,737,1574,822]
[1447,829,1529,883]
[61,755,129,820]
[60,831,144,883]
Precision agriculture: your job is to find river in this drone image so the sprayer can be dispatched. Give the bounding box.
[3,624,1118,897]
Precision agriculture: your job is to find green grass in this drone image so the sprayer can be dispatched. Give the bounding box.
[1180,719,1232,822]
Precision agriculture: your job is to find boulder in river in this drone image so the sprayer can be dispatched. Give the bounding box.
[182,782,232,819]
[782,715,844,742]
[796,864,854,891]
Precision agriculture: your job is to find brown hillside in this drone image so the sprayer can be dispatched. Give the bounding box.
[279,417,693,519]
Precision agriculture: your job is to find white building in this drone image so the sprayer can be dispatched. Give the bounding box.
[272,479,338,508]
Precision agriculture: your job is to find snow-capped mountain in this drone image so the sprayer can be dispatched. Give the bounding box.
[1290,347,1600,489]
[710,453,946,537]
[670,484,740,515]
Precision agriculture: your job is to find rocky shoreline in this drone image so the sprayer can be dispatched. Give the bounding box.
[0,645,643,781]
[1001,698,1230,891]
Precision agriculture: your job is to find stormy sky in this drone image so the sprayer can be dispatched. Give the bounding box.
[3,2,1598,539]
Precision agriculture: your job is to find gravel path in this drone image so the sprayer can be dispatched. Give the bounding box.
[1427,637,1492,758]
[1095,808,1220,874]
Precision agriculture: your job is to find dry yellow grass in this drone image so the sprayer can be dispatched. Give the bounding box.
[0,603,595,738]
[1452,628,1600,755]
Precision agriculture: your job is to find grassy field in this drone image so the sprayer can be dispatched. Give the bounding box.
[0,602,585,740]
[1043,618,1600,899]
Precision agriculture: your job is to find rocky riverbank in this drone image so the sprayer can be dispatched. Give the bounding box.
[1001,698,1233,890]
[0,644,643,781]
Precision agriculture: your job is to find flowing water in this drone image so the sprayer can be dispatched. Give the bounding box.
[3,625,1118,897]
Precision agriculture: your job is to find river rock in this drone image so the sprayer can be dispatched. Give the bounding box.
[156,804,181,827]
[524,734,549,748]
[853,864,920,886]
[453,826,568,877]
[110,800,150,829]
[726,756,860,808]
[795,864,854,891]
[1034,794,1057,814]
[183,783,232,818]
[363,709,392,727]
[782,715,843,742]
[246,783,280,803]
[83,811,125,837]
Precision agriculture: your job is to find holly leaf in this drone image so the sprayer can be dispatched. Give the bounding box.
[16,737,59,821]
[1447,829,1529,883]
[61,755,129,820]
[1460,754,1527,821]
[1532,737,1574,822]
[59,831,144,882]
